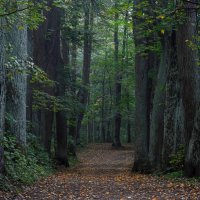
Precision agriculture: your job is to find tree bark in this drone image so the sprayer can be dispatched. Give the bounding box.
[0,19,5,136]
[6,14,27,146]
[132,0,151,171]
[177,1,198,156]
[76,0,93,144]
[133,53,150,171]
[55,8,69,166]
[113,0,122,147]
[69,38,78,142]
[101,69,106,143]
[176,1,200,177]
[148,34,171,169]
[162,31,184,169]
[185,106,200,176]
[33,1,60,153]
[56,109,68,166]
[127,118,131,143]
[0,18,5,173]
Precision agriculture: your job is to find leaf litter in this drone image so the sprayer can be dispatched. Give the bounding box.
[1,143,200,200]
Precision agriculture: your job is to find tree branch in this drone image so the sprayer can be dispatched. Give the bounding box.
[0,6,32,17]
[185,0,200,6]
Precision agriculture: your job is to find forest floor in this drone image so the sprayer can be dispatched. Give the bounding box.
[1,143,200,200]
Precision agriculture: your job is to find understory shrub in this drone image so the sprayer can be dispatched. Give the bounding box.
[0,134,54,190]
[164,170,184,179]
[169,145,185,171]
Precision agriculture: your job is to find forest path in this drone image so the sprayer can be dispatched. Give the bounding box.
[2,143,200,200]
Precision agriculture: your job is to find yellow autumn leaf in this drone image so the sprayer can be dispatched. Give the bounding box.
[18,25,25,30]
[157,15,165,19]
[161,29,165,34]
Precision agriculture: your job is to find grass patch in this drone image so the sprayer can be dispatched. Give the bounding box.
[164,170,184,179]
[164,170,200,185]
[68,155,79,167]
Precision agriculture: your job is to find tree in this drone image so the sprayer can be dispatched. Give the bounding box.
[0,18,5,136]
[162,30,184,169]
[148,33,170,169]
[176,0,200,177]
[132,0,151,171]
[55,7,69,167]
[0,18,5,173]
[113,0,122,147]
[76,0,94,144]
[61,0,81,144]
[32,1,58,153]
[6,6,27,146]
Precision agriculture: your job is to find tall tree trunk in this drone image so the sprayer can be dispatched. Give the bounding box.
[176,1,200,177]
[6,14,27,146]
[132,52,150,171]
[32,23,48,150]
[101,69,106,143]
[127,93,131,143]
[0,19,5,136]
[162,31,184,169]
[186,105,200,176]
[26,30,33,126]
[123,8,131,144]
[69,39,77,142]
[0,18,5,173]
[148,34,170,169]
[106,70,113,143]
[132,0,150,171]
[177,0,198,160]
[54,8,69,166]
[63,0,79,145]
[56,109,68,167]
[113,0,122,147]
[127,119,131,143]
[76,0,93,144]
[33,1,60,153]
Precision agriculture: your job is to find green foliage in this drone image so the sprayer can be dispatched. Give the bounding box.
[4,54,64,113]
[0,134,54,190]
[132,0,187,56]
[32,90,66,112]
[68,155,78,167]
[5,56,54,86]
[164,170,183,179]
[0,175,13,191]
[169,145,185,170]
[0,0,47,30]
[29,64,54,87]
[29,63,66,112]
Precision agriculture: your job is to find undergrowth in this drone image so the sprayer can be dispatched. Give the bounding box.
[164,145,200,184]
[68,154,78,167]
[0,134,54,191]
[169,145,185,171]
[164,170,184,179]
[164,170,200,186]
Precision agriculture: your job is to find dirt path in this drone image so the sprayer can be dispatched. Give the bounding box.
[1,143,200,200]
